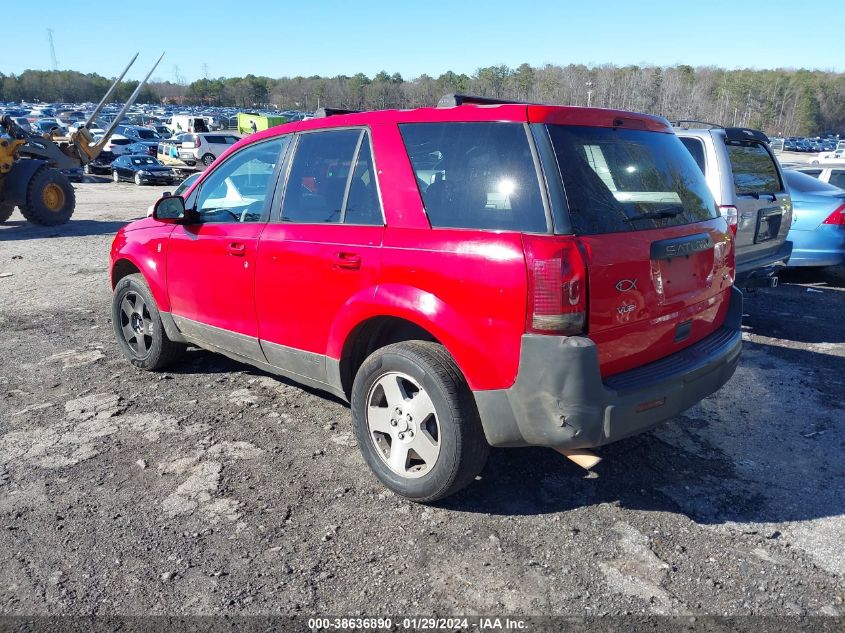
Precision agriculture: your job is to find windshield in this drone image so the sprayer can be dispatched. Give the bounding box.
[547,125,718,234]
[131,157,159,166]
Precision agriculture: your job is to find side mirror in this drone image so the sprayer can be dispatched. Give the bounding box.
[153,195,186,222]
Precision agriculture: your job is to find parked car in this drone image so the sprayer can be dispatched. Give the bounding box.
[177,133,241,167]
[126,141,158,157]
[795,164,845,189]
[111,155,176,185]
[103,134,135,156]
[31,119,67,135]
[675,125,792,288]
[146,172,203,216]
[783,170,845,267]
[12,116,33,133]
[83,151,116,176]
[111,96,742,502]
[60,167,83,183]
[812,149,845,163]
[116,125,162,143]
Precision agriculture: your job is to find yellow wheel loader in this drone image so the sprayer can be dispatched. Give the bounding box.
[0,53,163,226]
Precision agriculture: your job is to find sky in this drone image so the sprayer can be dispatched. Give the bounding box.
[5,0,844,82]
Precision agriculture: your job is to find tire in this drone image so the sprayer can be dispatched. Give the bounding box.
[19,167,76,226]
[134,173,142,186]
[112,273,186,370]
[201,153,215,167]
[83,163,91,175]
[0,203,14,223]
[113,170,120,183]
[351,341,489,503]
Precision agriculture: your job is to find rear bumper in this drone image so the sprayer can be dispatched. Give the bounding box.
[735,240,793,286]
[786,227,845,267]
[473,287,743,450]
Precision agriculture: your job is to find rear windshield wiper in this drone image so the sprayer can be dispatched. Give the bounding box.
[623,207,682,222]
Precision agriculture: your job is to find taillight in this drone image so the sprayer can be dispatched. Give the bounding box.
[719,205,738,235]
[523,236,587,336]
[822,203,845,226]
[194,135,201,147]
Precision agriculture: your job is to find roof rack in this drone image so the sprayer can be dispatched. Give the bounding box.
[436,94,528,108]
[314,107,362,118]
[672,120,724,130]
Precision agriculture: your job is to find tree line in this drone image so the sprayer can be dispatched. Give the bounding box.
[2,63,843,136]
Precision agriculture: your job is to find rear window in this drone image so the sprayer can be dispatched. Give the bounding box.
[547,125,718,235]
[400,122,547,232]
[829,172,845,189]
[783,170,843,194]
[725,142,783,195]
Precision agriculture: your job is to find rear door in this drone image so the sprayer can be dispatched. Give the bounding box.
[720,134,791,263]
[543,124,734,377]
[255,128,384,380]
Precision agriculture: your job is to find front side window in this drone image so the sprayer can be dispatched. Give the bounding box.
[547,125,718,234]
[400,122,547,232]
[725,141,783,195]
[194,136,288,224]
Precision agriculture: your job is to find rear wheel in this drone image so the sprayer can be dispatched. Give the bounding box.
[0,203,14,223]
[351,341,489,502]
[112,273,186,370]
[201,153,215,167]
[19,167,75,226]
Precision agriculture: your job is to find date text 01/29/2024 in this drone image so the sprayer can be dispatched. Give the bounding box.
[307,617,528,630]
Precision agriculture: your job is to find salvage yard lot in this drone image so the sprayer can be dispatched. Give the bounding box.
[0,181,843,615]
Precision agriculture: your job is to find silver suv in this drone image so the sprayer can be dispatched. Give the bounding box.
[675,123,793,288]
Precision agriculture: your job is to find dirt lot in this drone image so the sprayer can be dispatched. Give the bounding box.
[0,180,843,617]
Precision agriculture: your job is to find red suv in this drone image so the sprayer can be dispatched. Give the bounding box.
[110,95,742,502]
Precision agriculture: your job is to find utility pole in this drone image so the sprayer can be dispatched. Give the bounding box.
[586,81,593,108]
[47,28,58,70]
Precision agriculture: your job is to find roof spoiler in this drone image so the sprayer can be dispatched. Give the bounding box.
[724,127,770,144]
[437,93,529,107]
[314,107,361,118]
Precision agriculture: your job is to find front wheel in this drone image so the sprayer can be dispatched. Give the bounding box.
[112,274,186,370]
[134,173,142,186]
[351,341,489,503]
[113,170,120,183]
[0,203,14,223]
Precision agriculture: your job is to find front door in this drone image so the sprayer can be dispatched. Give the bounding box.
[166,135,290,359]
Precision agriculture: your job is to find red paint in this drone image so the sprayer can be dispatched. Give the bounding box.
[111,101,735,392]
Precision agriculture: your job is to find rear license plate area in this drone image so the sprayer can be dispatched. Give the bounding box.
[755,208,782,243]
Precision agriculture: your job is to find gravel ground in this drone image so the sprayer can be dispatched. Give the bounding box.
[0,180,843,617]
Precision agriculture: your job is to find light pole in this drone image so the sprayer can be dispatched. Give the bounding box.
[586,81,594,108]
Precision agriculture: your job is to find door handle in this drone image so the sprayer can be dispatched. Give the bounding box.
[332,252,361,270]
[226,242,246,256]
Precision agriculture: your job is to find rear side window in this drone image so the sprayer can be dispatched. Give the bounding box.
[725,142,783,195]
[829,172,845,189]
[547,125,718,235]
[679,137,706,174]
[281,129,382,225]
[400,122,547,232]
